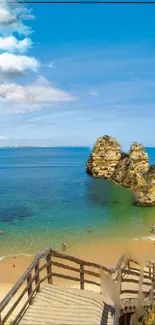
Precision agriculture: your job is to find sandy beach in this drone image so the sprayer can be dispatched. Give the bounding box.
[0,238,155,300]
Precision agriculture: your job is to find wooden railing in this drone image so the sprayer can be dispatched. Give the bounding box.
[0,248,111,325]
[0,249,155,325]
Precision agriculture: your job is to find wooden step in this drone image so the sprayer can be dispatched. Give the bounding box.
[18,284,114,325]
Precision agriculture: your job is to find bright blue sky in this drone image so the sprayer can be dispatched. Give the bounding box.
[0,2,155,148]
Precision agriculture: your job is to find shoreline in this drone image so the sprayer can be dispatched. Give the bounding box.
[0,238,155,293]
[1,232,155,261]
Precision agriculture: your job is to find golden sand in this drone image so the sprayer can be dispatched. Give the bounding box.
[0,238,154,324]
[0,239,155,291]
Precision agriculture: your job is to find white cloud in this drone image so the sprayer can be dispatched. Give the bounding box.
[0,6,16,25]
[13,7,35,21]
[35,76,50,86]
[26,77,77,103]
[0,135,7,140]
[0,3,77,117]
[0,36,32,53]
[89,91,99,96]
[2,21,32,37]
[0,52,39,75]
[0,1,34,36]
[0,82,34,102]
[0,76,77,114]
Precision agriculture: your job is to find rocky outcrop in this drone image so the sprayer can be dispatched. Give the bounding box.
[129,143,149,173]
[112,144,148,191]
[86,135,155,207]
[135,165,155,206]
[86,136,121,178]
[135,187,155,207]
[147,165,155,185]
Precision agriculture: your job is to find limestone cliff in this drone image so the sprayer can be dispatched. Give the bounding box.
[86,136,121,178]
[86,135,155,207]
[135,165,155,206]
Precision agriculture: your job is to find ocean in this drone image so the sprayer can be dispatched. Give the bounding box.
[0,146,155,258]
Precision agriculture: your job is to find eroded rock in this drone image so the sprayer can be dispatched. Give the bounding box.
[86,135,154,207]
[129,143,149,173]
[86,135,121,178]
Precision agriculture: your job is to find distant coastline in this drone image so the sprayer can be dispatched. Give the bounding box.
[0,146,37,148]
[0,145,90,149]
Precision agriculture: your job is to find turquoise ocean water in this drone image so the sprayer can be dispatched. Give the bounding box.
[0,147,155,258]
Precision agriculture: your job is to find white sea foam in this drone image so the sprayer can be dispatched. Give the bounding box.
[0,253,33,261]
[0,256,7,261]
[16,253,33,257]
[133,235,155,242]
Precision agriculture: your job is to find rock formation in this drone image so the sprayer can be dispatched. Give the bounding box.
[135,165,155,207]
[86,135,155,207]
[86,136,121,178]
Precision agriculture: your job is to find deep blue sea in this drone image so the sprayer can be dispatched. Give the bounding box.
[0,147,155,258]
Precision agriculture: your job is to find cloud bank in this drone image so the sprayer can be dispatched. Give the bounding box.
[0,36,32,53]
[0,76,76,114]
[0,0,76,115]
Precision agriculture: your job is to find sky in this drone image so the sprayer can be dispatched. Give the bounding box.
[0,1,155,148]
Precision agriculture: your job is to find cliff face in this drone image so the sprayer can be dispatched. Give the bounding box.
[86,135,155,207]
[112,143,148,191]
[86,136,121,178]
[135,165,155,206]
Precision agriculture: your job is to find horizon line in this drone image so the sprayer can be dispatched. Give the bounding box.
[0,145,91,148]
[1,1,154,3]
[0,145,154,149]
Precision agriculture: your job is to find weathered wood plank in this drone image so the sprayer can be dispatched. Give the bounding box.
[10,288,39,325]
[122,269,154,280]
[35,262,40,293]
[52,261,80,273]
[1,276,38,324]
[84,279,100,287]
[46,272,80,282]
[80,264,84,290]
[83,269,100,278]
[27,273,33,305]
[121,278,152,285]
[51,250,112,274]
[0,248,50,313]
[46,252,52,285]
[1,247,155,325]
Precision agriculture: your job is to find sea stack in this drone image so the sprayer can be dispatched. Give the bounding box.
[86,135,155,207]
[86,135,121,178]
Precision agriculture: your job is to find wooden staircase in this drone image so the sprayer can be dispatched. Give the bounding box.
[0,248,155,325]
[18,284,114,325]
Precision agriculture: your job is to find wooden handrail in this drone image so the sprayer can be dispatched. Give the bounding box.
[0,248,155,325]
[0,248,50,313]
[51,249,112,273]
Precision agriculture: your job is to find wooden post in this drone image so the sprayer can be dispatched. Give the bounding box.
[127,260,130,270]
[46,251,52,285]
[151,264,155,305]
[100,267,103,294]
[35,262,40,293]
[80,264,84,290]
[114,268,122,325]
[153,264,155,298]
[27,273,33,305]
